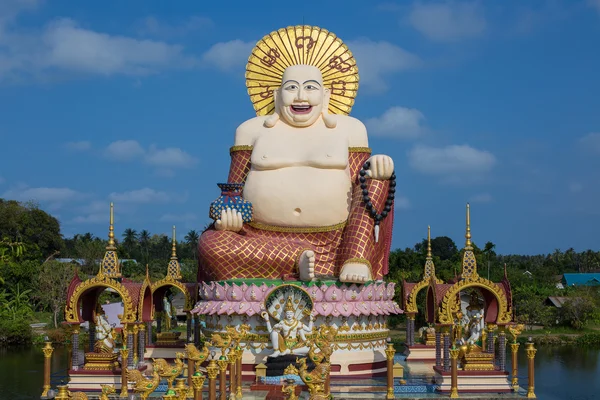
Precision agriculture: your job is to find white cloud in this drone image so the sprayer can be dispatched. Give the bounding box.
[569,182,583,193]
[202,40,255,71]
[470,193,493,203]
[103,140,197,171]
[159,213,198,222]
[137,16,213,37]
[145,146,198,168]
[0,17,199,81]
[395,195,411,210]
[365,106,426,138]
[64,140,92,151]
[588,0,600,14]
[108,188,171,204]
[408,144,496,183]
[408,1,487,42]
[347,39,421,93]
[71,213,107,224]
[2,184,84,203]
[579,132,600,153]
[104,140,145,161]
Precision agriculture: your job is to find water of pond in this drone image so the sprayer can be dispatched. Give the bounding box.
[0,345,598,399]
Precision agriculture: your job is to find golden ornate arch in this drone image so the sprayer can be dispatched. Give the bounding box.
[65,274,137,323]
[137,275,153,322]
[438,276,512,325]
[151,276,193,311]
[405,276,443,314]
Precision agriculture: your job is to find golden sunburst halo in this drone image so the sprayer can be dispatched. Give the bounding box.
[245,25,359,117]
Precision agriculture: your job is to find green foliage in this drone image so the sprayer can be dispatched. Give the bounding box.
[36,261,76,328]
[0,199,63,260]
[0,319,32,346]
[559,294,598,329]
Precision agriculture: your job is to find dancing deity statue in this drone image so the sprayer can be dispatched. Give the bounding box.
[261,298,314,358]
[94,305,116,353]
[456,292,485,348]
[197,26,396,284]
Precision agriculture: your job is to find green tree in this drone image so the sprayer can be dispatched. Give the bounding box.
[122,228,139,257]
[37,260,76,328]
[184,230,200,261]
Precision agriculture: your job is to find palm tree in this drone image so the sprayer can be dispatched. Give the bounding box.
[139,230,151,264]
[122,228,138,258]
[483,241,496,280]
[185,230,200,261]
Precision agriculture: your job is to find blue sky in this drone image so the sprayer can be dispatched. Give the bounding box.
[1,0,600,255]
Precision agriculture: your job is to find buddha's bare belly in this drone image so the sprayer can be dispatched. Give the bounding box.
[244,167,352,227]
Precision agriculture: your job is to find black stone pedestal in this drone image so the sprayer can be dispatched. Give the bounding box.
[265,354,315,376]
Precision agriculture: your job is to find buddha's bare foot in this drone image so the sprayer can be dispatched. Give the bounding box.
[269,350,281,358]
[298,250,315,281]
[339,263,372,283]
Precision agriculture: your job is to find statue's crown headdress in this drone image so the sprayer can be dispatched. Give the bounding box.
[246,25,359,117]
[284,297,295,312]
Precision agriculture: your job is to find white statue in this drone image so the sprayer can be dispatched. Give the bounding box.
[261,298,314,358]
[94,307,115,353]
[456,292,485,346]
[197,27,396,285]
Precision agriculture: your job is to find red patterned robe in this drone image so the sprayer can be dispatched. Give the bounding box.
[197,146,394,282]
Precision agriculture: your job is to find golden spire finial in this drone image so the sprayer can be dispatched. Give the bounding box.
[427,225,432,260]
[107,202,116,250]
[99,202,121,278]
[166,225,182,280]
[465,203,472,250]
[171,225,177,259]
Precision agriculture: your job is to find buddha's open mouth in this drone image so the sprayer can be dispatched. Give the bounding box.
[290,104,312,114]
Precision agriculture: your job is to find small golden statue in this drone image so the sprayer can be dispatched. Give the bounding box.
[153,352,185,388]
[127,369,161,400]
[83,305,119,371]
[284,326,336,400]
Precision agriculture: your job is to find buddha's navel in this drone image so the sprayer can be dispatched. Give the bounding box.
[294,208,302,216]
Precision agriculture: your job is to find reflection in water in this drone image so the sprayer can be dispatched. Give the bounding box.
[0,344,598,399]
[509,345,600,400]
[0,346,68,400]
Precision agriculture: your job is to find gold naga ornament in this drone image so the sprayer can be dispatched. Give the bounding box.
[246,25,359,116]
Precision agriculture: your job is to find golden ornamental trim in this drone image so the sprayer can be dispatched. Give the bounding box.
[248,220,346,233]
[438,276,512,325]
[230,145,253,153]
[348,147,372,153]
[151,277,194,311]
[65,274,136,323]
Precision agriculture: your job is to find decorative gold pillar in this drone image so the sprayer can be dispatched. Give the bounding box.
[133,324,139,366]
[120,347,129,398]
[511,342,520,391]
[41,340,54,397]
[191,371,206,400]
[526,341,537,398]
[207,358,219,400]
[235,346,243,399]
[55,385,71,400]
[187,353,195,393]
[229,350,237,397]
[385,340,395,399]
[449,347,460,399]
[175,377,188,399]
[217,355,228,400]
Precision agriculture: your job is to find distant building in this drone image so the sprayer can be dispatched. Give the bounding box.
[562,273,600,287]
[56,258,138,265]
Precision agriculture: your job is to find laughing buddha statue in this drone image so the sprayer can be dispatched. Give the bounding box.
[198,26,396,284]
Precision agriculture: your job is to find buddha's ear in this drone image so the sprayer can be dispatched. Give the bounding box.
[265,89,281,128]
[321,88,337,128]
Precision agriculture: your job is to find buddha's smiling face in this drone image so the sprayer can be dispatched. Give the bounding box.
[285,311,295,321]
[276,65,329,127]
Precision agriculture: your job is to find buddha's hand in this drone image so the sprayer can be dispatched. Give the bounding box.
[215,208,243,232]
[366,155,394,180]
[260,311,269,321]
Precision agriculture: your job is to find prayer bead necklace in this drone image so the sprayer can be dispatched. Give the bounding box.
[359,161,396,243]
